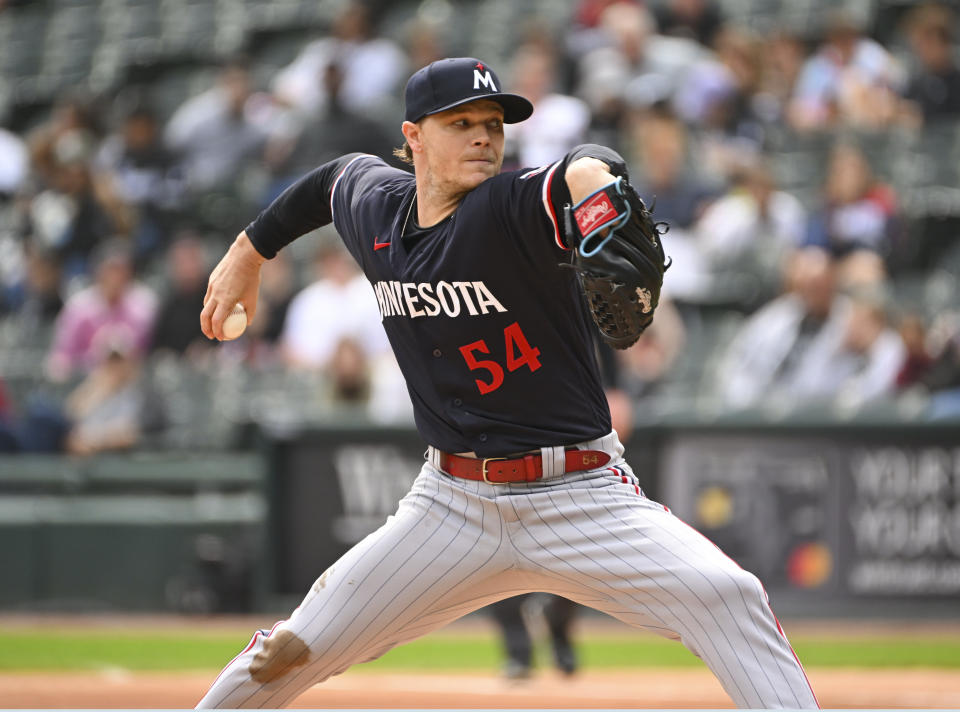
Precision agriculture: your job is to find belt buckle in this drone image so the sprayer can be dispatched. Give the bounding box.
[481,457,507,484]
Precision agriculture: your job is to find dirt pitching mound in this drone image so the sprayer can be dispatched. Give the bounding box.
[3,668,960,708]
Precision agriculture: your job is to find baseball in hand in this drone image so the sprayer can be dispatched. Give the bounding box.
[222,303,248,340]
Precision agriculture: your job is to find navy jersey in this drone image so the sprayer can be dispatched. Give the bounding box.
[247,150,617,457]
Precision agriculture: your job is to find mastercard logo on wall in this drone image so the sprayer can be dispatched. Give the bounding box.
[787,542,833,588]
[695,486,734,529]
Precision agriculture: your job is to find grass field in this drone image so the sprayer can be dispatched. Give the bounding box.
[3,619,960,709]
[2,626,959,672]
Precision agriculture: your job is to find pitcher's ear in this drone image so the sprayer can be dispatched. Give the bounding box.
[401,121,423,154]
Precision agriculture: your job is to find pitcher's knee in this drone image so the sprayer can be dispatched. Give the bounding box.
[248,629,311,684]
[708,566,767,609]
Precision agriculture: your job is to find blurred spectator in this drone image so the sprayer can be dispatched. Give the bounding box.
[26,92,103,188]
[787,288,906,409]
[576,3,705,137]
[96,101,186,262]
[676,27,761,127]
[28,251,65,325]
[0,127,28,197]
[899,3,960,126]
[804,143,899,259]
[653,0,723,48]
[23,129,133,279]
[150,234,211,359]
[263,60,397,197]
[755,31,807,124]
[271,1,406,117]
[626,106,717,301]
[63,328,154,456]
[164,56,267,192]
[0,323,159,456]
[0,385,69,454]
[715,248,851,409]
[788,11,904,131]
[403,17,447,71]
[46,241,157,382]
[505,44,590,168]
[688,158,806,307]
[627,107,715,229]
[677,27,768,177]
[281,242,389,370]
[567,0,638,75]
[918,310,960,418]
[0,247,64,326]
[895,311,935,389]
[574,0,640,30]
[835,248,888,290]
[327,336,370,405]
[280,242,410,421]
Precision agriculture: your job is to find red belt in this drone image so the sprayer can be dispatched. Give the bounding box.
[437,449,611,484]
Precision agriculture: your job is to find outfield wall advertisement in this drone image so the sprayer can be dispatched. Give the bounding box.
[268,426,960,610]
[4,426,955,612]
[661,432,960,600]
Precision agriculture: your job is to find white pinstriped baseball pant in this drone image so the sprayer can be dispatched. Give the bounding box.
[196,431,818,709]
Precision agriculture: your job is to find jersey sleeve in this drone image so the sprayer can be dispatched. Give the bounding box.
[245,153,368,259]
[326,154,410,263]
[495,143,630,253]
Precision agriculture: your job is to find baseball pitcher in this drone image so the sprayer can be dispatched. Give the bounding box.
[197,57,818,709]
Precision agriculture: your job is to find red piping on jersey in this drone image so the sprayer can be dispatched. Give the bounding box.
[610,466,628,485]
[329,154,371,225]
[540,161,565,249]
[609,465,641,495]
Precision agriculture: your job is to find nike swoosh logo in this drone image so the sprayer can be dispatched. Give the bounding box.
[373,236,391,251]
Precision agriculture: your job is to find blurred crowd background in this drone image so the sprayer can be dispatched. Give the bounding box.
[2,0,960,457]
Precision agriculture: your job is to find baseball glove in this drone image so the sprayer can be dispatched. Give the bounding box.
[563,177,670,349]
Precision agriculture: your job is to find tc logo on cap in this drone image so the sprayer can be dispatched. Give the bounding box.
[473,62,497,91]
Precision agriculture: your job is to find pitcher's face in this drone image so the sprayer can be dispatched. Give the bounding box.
[406,99,505,194]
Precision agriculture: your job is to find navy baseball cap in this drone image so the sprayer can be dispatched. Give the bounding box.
[404,57,534,124]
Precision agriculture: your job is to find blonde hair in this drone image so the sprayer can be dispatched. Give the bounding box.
[392,142,414,165]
